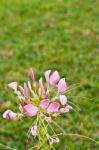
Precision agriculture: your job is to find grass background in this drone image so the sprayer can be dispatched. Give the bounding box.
[0,0,99,149]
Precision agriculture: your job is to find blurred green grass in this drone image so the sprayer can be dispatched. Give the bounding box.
[0,0,99,149]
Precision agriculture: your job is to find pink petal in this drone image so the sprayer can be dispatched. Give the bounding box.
[24,83,28,98]
[29,68,35,82]
[30,125,37,136]
[9,111,17,120]
[58,78,67,93]
[39,78,46,95]
[47,102,60,113]
[60,95,67,105]
[24,104,38,116]
[3,110,10,119]
[30,128,37,136]
[45,70,51,82]
[60,107,69,113]
[49,71,60,86]
[60,105,72,113]
[3,110,17,120]
[40,99,49,109]
[8,82,17,91]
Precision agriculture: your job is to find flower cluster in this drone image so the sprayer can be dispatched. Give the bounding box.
[3,69,72,146]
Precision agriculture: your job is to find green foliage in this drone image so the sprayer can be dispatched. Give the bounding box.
[0,0,99,149]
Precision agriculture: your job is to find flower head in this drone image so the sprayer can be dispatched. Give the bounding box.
[3,69,73,148]
[3,69,72,119]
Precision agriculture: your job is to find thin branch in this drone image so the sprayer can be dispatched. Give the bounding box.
[53,133,99,145]
[0,143,17,150]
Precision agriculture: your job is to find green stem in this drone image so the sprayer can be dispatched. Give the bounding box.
[0,143,17,150]
[37,116,54,150]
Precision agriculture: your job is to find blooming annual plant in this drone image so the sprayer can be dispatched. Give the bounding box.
[3,69,73,149]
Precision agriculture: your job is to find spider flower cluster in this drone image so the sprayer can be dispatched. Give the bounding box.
[3,69,72,145]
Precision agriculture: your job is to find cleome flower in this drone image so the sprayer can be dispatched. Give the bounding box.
[3,69,72,139]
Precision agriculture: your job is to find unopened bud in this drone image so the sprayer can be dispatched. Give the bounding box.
[30,125,38,137]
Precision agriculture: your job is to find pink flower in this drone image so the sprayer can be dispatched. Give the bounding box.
[60,95,67,105]
[3,110,17,120]
[58,78,67,93]
[24,104,38,116]
[8,82,17,91]
[49,71,60,86]
[40,99,49,110]
[47,102,60,113]
[24,83,28,98]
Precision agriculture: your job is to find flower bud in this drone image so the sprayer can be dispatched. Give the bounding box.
[19,105,24,112]
[30,125,37,137]
[29,68,36,86]
[24,83,29,99]
[39,78,46,98]
[8,82,17,91]
[19,85,24,93]
[3,110,17,120]
[60,105,72,113]
[29,68,35,82]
